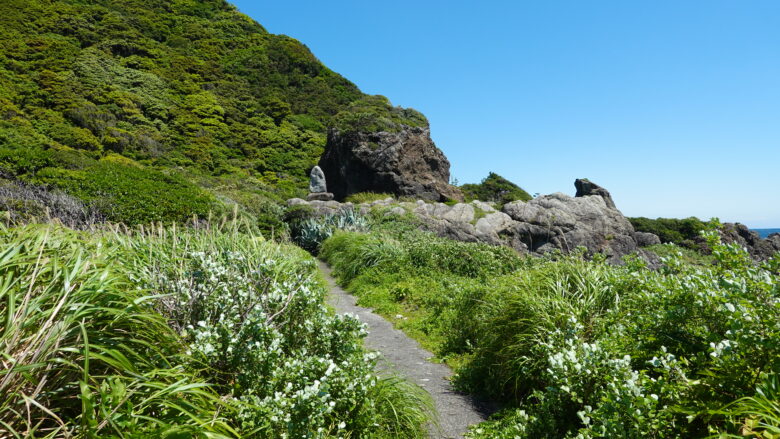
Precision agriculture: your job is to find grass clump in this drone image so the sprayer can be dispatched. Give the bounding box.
[0,224,232,438]
[345,192,394,204]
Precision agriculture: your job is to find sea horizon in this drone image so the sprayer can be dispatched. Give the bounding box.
[753,228,780,239]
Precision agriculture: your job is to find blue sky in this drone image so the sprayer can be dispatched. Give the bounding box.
[232,1,780,227]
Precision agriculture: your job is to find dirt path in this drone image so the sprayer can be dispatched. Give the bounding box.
[318,260,495,439]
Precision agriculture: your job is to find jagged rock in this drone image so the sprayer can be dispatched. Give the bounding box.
[309,166,327,193]
[502,190,638,262]
[286,179,651,264]
[635,232,662,247]
[319,126,463,202]
[768,233,780,248]
[719,223,780,261]
[575,178,616,210]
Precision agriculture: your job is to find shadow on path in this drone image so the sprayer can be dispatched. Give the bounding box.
[318,260,497,439]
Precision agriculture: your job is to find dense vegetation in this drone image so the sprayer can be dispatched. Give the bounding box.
[320,223,780,438]
[0,0,424,226]
[461,172,532,205]
[629,216,707,249]
[0,221,433,438]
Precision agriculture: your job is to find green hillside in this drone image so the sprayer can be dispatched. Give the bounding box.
[0,0,421,225]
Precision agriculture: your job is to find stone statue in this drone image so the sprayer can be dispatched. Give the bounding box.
[307,166,334,201]
[309,166,327,193]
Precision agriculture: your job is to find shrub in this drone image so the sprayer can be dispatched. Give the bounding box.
[0,221,435,438]
[123,221,432,437]
[628,216,707,249]
[331,95,428,134]
[461,172,532,205]
[0,177,103,228]
[38,161,221,225]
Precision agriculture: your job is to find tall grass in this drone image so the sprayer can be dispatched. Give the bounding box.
[0,220,435,438]
[456,254,628,401]
[320,228,780,438]
[0,224,231,438]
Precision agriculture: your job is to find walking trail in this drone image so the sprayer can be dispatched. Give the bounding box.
[318,260,495,439]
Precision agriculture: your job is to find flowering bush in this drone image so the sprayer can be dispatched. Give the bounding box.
[319,224,779,437]
[130,224,431,438]
[466,231,780,438]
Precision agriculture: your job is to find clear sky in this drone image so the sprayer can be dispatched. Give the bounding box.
[232,0,780,228]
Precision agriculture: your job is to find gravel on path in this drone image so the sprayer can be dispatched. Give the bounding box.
[318,260,495,439]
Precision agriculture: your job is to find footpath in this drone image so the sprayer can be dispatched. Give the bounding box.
[318,260,494,439]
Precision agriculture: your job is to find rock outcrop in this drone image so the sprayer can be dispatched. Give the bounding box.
[289,178,666,264]
[575,178,616,209]
[634,231,662,247]
[288,178,780,265]
[719,223,780,261]
[501,192,639,260]
[318,126,462,202]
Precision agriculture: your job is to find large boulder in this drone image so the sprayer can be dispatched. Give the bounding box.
[634,231,662,247]
[319,126,462,202]
[502,191,639,261]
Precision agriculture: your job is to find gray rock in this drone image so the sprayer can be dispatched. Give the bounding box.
[286,179,652,264]
[470,200,497,213]
[503,188,638,261]
[384,206,407,217]
[309,166,327,193]
[287,198,308,207]
[306,192,334,201]
[634,231,661,247]
[719,223,780,261]
[440,203,475,223]
[574,178,617,210]
[475,212,513,235]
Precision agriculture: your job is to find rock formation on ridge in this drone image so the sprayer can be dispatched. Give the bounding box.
[575,178,617,209]
[289,178,659,264]
[318,126,463,202]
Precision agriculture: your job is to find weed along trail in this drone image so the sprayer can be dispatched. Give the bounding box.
[318,260,494,438]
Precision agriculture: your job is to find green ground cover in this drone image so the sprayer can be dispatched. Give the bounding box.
[320,225,780,438]
[0,0,427,227]
[0,221,433,438]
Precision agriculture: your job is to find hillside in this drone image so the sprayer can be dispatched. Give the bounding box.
[0,0,422,225]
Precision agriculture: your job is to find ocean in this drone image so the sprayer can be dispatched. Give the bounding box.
[753,228,780,238]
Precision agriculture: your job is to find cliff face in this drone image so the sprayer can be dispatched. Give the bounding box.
[319,126,463,202]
